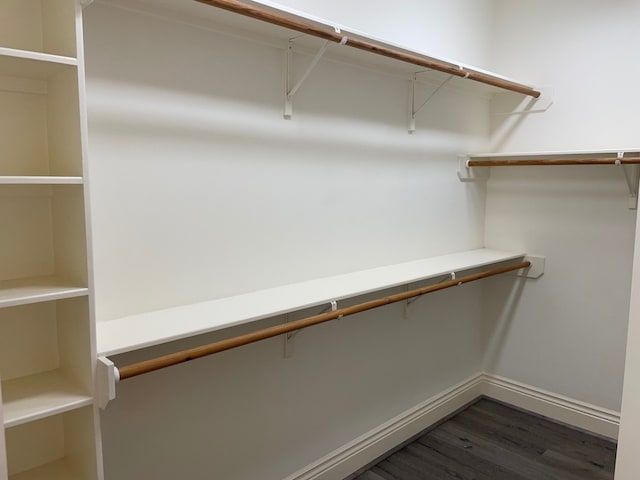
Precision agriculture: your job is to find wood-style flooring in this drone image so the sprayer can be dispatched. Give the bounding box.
[350,398,616,480]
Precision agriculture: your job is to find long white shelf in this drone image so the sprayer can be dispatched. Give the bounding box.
[2,370,92,428]
[0,47,77,79]
[0,277,88,309]
[469,148,640,159]
[101,0,535,97]
[97,248,525,356]
[0,176,83,185]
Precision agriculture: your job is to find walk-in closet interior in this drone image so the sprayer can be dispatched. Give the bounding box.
[1,0,639,479]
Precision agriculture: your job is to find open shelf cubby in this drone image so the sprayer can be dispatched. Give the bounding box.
[0,0,77,59]
[0,297,93,428]
[0,184,88,304]
[5,406,98,480]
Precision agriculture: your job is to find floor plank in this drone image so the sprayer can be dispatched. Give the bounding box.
[350,398,616,480]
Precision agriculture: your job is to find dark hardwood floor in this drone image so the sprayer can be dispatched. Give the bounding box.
[349,398,616,480]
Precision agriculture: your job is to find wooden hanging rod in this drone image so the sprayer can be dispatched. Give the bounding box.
[468,157,640,167]
[117,260,530,380]
[194,0,541,98]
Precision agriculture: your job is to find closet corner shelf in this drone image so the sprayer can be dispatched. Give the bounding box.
[9,459,74,480]
[0,176,83,185]
[2,370,92,428]
[0,47,77,79]
[0,277,89,309]
[97,248,525,356]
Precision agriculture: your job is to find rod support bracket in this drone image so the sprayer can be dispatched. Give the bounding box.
[457,155,490,182]
[97,356,119,409]
[507,255,545,279]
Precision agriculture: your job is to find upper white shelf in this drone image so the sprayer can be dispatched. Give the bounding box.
[0,47,77,79]
[468,148,640,159]
[0,276,88,309]
[97,248,525,356]
[98,0,536,97]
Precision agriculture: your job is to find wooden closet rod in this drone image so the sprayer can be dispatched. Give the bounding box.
[194,0,541,98]
[117,260,530,380]
[468,157,640,167]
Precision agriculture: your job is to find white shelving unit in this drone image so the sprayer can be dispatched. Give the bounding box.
[0,1,100,479]
[97,248,525,356]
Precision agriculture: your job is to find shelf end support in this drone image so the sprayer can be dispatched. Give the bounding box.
[97,356,119,409]
[458,155,490,182]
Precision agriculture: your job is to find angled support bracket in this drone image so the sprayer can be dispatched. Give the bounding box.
[97,356,119,409]
[284,38,330,119]
[616,152,640,210]
[403,272,456,318]
[284,300,338,357]
[409,73,454,133]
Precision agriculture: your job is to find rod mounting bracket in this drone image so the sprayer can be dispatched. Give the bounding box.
[97,356,119,409]
[458,155,490,182]
[507,255,545,279]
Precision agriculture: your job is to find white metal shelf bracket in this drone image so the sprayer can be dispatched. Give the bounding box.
[404,272,456,318]
[97,356,119,409]
[616,152,640,209]
[284,38,331,119]
[284,300,338,357]
[409,73,454,133]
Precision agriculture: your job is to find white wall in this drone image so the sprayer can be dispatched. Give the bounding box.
[84,1,495,479]
[483,0,639,412]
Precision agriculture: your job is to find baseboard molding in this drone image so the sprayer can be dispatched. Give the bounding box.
[282,373,484,480]
[283,372,621,480]
[480,373,621,440]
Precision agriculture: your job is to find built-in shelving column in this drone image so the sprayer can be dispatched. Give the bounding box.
[0,1,100,479]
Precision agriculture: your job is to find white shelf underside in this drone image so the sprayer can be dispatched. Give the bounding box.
[0,277,88,309]
[2,370,92,428]
[97,248,525,356]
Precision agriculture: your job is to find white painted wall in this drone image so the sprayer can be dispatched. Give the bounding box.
[84,1,495,479]
[483,0,639,412]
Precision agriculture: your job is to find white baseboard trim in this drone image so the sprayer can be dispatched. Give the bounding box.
[283,372,621,480]
[282,373,484,480]
[480,373,621,440]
